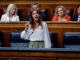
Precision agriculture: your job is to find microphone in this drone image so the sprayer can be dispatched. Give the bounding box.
[28,31,34,40]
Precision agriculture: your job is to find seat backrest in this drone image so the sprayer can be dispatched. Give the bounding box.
[10,31,56,48]
[0,32,3,47]
[63,33,80,48]
[49,32,55,48]
[10,31,29,47]
[66,8,74,17]
[49,32,58,48]
[40,8,51,20]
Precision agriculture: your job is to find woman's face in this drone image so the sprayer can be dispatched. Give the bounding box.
[57,8,64,17]
[9,5,16,15]
[31,5,40,11]
[32,10,40,21]
[78,7,80,15]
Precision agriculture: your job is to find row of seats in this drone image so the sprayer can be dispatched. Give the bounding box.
[0,32,80,48]
[10,32,56,48]
[0,8,74,21]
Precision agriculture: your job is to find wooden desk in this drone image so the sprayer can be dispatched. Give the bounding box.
[0,21,80,48]
[0,47,80,60]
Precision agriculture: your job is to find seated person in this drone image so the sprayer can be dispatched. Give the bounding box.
[52,5,71,22]
[25,3,47,21]
[21,9,51,48]
[1,4,20,22]
[72,5,80,22]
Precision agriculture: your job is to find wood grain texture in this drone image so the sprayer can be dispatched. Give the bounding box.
[0,51,80,60]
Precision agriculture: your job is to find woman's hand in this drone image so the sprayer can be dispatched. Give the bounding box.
[25,22,29,32]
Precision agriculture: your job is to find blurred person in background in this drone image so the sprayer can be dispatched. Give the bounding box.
[52,5,71,22]
[25,3,47,21]
[1,4,20,22]
[72,5,80,22]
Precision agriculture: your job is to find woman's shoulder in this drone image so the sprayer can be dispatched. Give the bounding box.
[14,15,19,17]
[66,16,71,19]
[42,22,47,26]
[42,21,46,24]
[66,16,71,21]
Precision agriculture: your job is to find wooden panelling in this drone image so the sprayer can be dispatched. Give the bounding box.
[0,57,9,60]
[0,0,79,1]
[0,1,80,4]
[0,50,80,60]
[11,57,26,60]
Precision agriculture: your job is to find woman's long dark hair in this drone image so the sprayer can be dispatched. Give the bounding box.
[29,9,43,30]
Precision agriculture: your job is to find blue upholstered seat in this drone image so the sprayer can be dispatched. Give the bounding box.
[0,32,3,47]
[10,31,29,47]
[10,31,55,48]
[63,33,80,48]
[49,32,55,48]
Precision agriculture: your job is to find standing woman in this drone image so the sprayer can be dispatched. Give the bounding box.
[21,9,51,48]
[52,5,71,22]
[1,4,20,22]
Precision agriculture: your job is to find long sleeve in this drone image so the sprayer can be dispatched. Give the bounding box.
[43,22,51,48]
[21,25,33,40]
[1,15,5,22]
[21,30,30,40]
[1,14,20,22]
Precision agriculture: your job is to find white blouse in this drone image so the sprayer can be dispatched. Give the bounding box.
[78,15,80,22]
[21,22,51,48]
[0,14,20,22]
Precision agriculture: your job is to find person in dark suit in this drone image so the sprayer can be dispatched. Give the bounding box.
[72,5,80,22]
[25,3,46,21]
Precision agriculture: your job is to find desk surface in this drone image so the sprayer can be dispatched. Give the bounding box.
[0,47,80,53]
